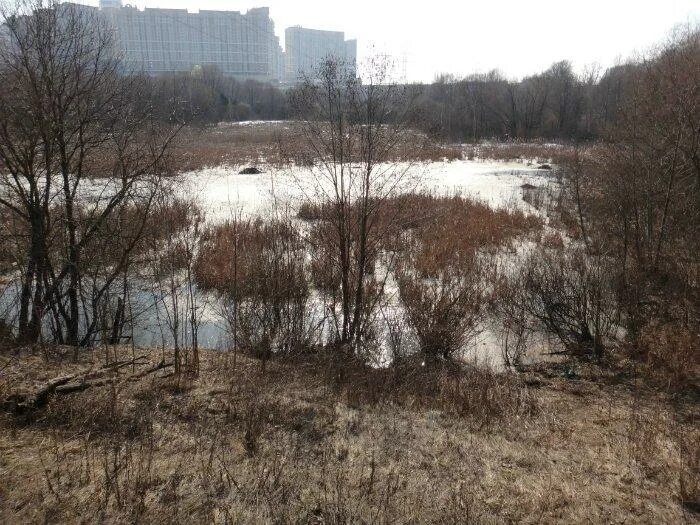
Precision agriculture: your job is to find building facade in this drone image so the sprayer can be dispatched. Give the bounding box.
[284,26,357,82]
[100,1,284,82]
[13,2,359,84]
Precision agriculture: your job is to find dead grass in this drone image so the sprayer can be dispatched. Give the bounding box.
[638,323,700,395]
[384,193,542,256]
[168,122,295,172]
[1,345,698,523]
[194,218,303,295]
[299,193,543,251]
[465,141,577,165]
[166,122,463,173]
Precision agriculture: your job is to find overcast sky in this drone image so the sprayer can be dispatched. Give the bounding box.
[97,0,699,82]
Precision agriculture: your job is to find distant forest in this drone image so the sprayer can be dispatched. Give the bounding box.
[149,68,290,124]
[149,44,677,142]
[411,60,631,141]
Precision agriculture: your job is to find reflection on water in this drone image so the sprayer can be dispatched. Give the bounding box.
[179,159,546,221]
[1,160,552,368]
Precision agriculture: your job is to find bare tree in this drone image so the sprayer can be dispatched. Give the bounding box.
[146,196,205,376]
[561,27,699,347]
[290,57,419,355]
[0,0,180,346]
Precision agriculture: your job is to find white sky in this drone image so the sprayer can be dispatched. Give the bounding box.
[94,0,699,82]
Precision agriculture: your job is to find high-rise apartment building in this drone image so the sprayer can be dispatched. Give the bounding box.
[284,26,357,82]
[99,1,284,82]
[3,2,357,84]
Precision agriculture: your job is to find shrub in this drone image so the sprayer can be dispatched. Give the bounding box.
[509,246,617,358]
[639,322,699,392]
[296,201,330,222]
[195,218,316,358]
[397,254,484,360]
[393,194,541,361]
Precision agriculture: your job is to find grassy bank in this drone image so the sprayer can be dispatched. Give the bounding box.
[1,346,697,523]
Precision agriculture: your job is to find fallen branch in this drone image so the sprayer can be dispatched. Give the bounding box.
[54,377,115,395]
[0,358,14,375]
[30,375,80,407]
[128,360,173,380]
[48,361,174,397]
[3,358,172,413]
[3,374,79,414]
[83,355,149,380]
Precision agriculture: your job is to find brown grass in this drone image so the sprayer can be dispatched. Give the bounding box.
[194,218,302,295]
[384,193,542,257]
[166,122,463,173]
[465,141,577,165]
[389,194,542,361]
[638,322,700,395]
[168,122,295,172]
[297,201,334,222]
[1,345,697,523]
[299,193,543,250]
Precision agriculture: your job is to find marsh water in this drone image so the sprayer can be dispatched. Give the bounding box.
[1,159,554,367]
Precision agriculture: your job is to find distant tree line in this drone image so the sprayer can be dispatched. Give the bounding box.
[418,53,676,142]
[149,65,290,125]
[146,55,656,141]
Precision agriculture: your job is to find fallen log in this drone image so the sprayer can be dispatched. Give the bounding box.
[29,375,79,407]
[3,358,172,413]
[29,356,150,400]
[53,361,174,396]
[54,377,116,395]
[3,374,79,414]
